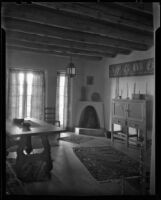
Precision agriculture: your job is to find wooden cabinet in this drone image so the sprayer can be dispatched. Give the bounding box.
[111,99,147,150]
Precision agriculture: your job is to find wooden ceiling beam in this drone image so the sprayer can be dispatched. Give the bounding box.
[75,3,153,26]
[32,2,153,32]
[6,45,102,61]
[6,39,115,58]
[113,2,153,14]
[2,17,150,51]
[2,3,153,45]
[6,30,131,55]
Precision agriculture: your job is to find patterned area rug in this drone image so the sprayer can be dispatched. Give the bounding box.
[59,135,94,144]
[73,146,140,181]
[6,160,28,194]
[7,154,50,183]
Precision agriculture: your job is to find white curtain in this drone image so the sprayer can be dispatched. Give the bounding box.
[8,69,21,119]
[30,71,45,120]
[55,71,69,128]
[8,69,45,120]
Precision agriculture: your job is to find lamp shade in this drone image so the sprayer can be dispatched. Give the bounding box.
[66,62,76,78]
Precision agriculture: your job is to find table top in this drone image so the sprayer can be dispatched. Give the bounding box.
[6,117,66,137]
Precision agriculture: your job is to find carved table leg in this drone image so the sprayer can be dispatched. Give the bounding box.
[25,136,33,154]
[111,123,114,144]
[15,134,53,181]
[16,135,27,159]
[16,135,33,156]
[16,135,27,174]
[126,126,129,148]
[41,135,52,172]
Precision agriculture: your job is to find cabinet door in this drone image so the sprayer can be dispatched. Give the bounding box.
[127,101,145,123]
[112,100,127,119]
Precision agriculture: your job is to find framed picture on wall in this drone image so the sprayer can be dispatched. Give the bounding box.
[86,76,94,85]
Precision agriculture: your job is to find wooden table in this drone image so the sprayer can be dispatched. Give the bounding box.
[6,117,66,175]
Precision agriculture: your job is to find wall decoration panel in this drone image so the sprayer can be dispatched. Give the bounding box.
[109,58,154,77]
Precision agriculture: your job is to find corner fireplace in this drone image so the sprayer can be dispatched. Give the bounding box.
[75,101,105,137]
[79,105,100,129]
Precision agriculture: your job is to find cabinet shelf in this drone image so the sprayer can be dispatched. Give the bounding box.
[111,99,147,150]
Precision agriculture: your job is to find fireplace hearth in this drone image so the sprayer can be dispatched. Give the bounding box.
[75,101,105,137]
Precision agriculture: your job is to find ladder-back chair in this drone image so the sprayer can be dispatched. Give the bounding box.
[44,107,60,127]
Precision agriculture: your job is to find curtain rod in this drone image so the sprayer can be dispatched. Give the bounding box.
[9,68,45,73]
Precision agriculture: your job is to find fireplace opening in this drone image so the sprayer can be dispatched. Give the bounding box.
[79,106,100,129]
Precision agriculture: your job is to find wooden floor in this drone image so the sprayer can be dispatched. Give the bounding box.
[7,132,151,196]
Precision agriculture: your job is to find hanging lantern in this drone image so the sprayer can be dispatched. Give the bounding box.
[66,57,76,78]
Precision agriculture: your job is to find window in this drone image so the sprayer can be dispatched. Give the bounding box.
[55,72,69,128]
[8,69,45,120]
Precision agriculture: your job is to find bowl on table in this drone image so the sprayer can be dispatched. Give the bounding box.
[13,119,24,127]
